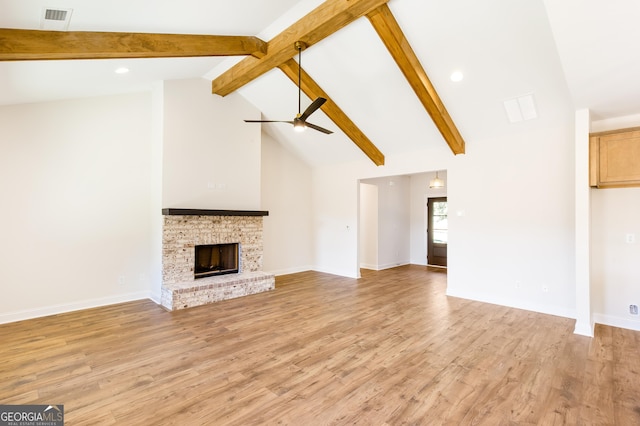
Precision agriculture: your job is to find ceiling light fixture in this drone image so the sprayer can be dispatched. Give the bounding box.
[429,171,445,189]
[293,121,306,132]
[115,67,129,74]
[450,71,464,82]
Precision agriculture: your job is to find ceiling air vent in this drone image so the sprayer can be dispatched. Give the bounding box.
[40,8,73,31]
[503,94,538,123]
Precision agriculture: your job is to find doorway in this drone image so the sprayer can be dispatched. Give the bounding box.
[427,197,447,267]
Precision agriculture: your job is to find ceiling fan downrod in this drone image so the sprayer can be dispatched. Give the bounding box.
[294,41,307,116]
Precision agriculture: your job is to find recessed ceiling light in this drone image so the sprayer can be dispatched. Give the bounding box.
[115,67,129,74]
[450,70,464,82]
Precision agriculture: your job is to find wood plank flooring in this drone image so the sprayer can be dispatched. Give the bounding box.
[1,265,639,425]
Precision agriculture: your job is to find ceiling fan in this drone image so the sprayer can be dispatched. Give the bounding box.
[244,41,333,134]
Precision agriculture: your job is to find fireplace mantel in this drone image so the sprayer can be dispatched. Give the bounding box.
[162,208,269,217]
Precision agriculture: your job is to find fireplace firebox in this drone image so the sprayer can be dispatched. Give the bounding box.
[194,243,239,279]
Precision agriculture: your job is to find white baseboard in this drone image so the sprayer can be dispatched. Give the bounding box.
[593,313,640,332]
[359,263,378,270]
[266,265,314,277]
[445,287,576,320]
[149,291,162,305]
[0,291,152,325]
[360,262,410,271]
[312,266,359,279]
[573,320,595,337]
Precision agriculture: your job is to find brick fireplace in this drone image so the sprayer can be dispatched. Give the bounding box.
[160,209,275,310]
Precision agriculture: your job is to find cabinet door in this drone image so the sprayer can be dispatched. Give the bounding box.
[598,130,640,187]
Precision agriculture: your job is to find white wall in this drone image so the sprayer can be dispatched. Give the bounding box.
[311,112,576,318]
[447,120,575,319]
[378,176,411,269]
[590,113,640,331]
[311,162,361,277]
[359,183,378,270]
[0,93,156,323]
[591,188,640,330]
[311,142,454,278]
[162,78,262,210]
[149,82,164,302]
[359,176,411,270]
[0,78,268,322]
[574,108,592,336]
[261,131,313,275]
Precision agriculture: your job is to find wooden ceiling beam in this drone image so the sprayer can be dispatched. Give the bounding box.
[366,4,465,155]
[0,28,267,61]
[211,0,389,97]
[278,59,385,166]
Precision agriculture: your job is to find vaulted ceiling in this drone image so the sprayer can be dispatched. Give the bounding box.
[1,0,639,167]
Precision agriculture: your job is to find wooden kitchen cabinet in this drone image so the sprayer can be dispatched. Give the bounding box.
[590,127,640,188]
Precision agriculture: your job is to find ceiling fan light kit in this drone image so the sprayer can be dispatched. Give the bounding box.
[244,41,333,135]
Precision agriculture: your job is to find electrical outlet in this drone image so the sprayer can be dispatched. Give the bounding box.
[542,285,549,293]
[630,304,638,315]
[118,276,125,285]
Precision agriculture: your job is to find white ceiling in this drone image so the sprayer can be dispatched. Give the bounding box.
[1,0,639,167]
[544,0,640,119]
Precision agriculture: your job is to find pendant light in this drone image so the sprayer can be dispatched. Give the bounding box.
[429,171,444,189]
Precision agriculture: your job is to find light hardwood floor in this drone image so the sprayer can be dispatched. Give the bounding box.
[1,265,639,425]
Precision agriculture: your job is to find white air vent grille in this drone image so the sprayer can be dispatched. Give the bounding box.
[503,94,538,123]
[44,9,68,21]
[41,8,73,31]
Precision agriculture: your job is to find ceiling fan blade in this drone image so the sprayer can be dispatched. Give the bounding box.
[305,121,333,134]
[299,97,326,121]
[244,120,294,124]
